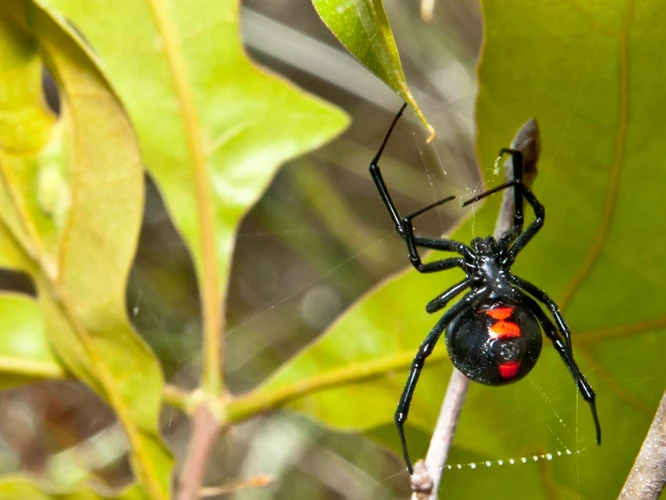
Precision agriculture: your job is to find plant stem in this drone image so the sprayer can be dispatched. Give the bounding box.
[199,474,273,497]
[410,368,469,499]
[619,390,666,500]
[227,350,449,424]
[177,405,221,500]
[146,0,223,398]
[162,384,195,414]
[148,1,225,496]
[420,0,436,23]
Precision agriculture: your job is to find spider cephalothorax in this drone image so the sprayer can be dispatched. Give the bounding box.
[369,104,601,474]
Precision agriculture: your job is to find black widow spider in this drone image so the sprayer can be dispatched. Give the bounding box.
[369,104,601,474]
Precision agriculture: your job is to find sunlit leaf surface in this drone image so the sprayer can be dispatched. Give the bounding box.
[0,2,172,497]
[312,0,433,136]
[0,476,144,500]
[0,293,64,387]
[41,0,348,396]
[251,2,666,497]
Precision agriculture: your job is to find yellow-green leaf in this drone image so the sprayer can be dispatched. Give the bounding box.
[0,476,145,500]
[41,0,349,398]
[0,11,55,154]
[0,2,172,497]
[311,0,432,136]
[0,292,65,386]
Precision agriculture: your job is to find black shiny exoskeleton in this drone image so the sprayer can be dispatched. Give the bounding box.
[369,104,601,474]
[446,297,542,385]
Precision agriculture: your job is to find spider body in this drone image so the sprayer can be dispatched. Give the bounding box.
[446,297,542,385]
[370,104,601,474]
[444,235,545,385]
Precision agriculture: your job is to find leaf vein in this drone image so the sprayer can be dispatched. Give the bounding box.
[558,0,633,312]
[145,0,223,396]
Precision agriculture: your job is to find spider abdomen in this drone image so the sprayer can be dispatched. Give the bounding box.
[444,299,542,385]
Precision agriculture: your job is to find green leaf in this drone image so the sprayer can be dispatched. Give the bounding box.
[245,1,666,497]
[0,10,55,154]
[0,292,65,387]
[40,0,349,397]
[0,476,145,500]
[311,0,433,137]
[0,2,172,497]
[0,5,62,268]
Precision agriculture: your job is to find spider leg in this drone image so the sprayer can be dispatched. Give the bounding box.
[369,103,408,229]
[426,278,472,314]
[498,226,520,249]
[411,235,474,258]
[512,287,601,445]
[400,204,475,269]
[509,275,573,358]
[396,287,487,474]
[462,147,526,233]
[407,257,465,274]
[369,105,474,271]
[462,177,544,265]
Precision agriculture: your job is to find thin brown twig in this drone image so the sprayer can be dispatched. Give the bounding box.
[177,405,221,500]
[619,390,666,500]
[410,369,469,499]
[199,473,273,497]
[420,0,436,23]
[410,118,540,499]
